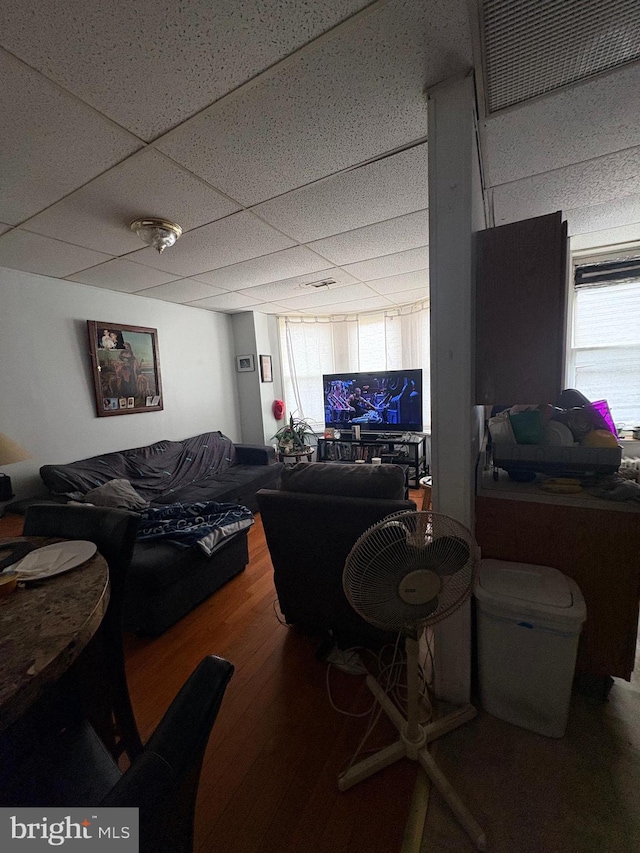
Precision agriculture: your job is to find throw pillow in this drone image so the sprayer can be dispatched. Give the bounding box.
[82,479,149,510]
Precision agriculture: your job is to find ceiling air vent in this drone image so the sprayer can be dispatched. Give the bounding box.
[299,278,337,290]
[481,0,640,113]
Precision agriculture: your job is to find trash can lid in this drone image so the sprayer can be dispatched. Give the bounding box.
[478,559,573,608]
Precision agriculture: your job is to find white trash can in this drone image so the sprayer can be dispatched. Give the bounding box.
[475,558,587,737]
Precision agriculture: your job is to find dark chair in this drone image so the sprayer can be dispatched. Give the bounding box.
[0,655,234,853]
[23,503,143,761]
[256,462,416,649]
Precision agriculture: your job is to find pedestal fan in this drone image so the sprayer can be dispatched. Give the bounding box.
[339,509,486,851]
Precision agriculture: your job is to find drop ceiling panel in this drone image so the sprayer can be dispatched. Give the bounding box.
[240,302,294,315]
[366,268,429,294]
[136,279,227,303]
[307,210,428,266]
[383,286,428,306]
[157,0,471,205]
[276,282,379,309]
[238,269,358,302]
[0,49,141,225]
[253,143,429,242]
[186,291,264,312]
[0,230,112,278]
[492,146,640,225]
[22,149,241,255]
[343,246,430,281]
[570,224,640,253]
[235,266,359,300]
[483,64,640,187]
[124,211,296,277]
[191,245,329,289]
[296,294,396,314]
[0,0,372,141]
[66,259,181,292]
[564,194,640,236]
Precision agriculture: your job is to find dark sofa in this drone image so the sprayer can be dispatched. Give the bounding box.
[19,432,283,635]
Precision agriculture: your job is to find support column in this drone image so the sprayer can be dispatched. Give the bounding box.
[428,74,485,704]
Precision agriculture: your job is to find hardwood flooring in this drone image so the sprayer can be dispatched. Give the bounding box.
[123,502,422,853]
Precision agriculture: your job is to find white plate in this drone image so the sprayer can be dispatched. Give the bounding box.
[14,540,98,581]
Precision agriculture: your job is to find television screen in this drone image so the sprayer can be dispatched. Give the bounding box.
[322,369,423,434]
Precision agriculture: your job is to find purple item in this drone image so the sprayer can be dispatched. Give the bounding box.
[590,400,618,437]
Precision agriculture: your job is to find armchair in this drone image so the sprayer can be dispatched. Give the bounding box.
[256,462,416,649]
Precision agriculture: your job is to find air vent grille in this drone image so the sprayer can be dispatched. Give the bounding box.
[482,0,640,113]
[299,278,336,290]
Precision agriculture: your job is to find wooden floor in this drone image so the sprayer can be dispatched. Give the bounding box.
[123,498,423,853]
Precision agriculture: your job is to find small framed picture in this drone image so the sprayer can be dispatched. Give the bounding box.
[259,354,273,383]
[236,354,255,372]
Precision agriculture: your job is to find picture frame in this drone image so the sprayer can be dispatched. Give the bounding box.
[87,321,163,417]
[259,354,273,383]
[236,354,255,372]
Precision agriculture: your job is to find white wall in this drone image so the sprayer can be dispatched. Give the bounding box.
[0,267,239,500]
[231,311,284,447]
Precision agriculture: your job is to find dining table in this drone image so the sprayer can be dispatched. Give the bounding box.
[0,536,109,733]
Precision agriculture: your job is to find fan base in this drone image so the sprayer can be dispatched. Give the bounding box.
[338,674,486,852]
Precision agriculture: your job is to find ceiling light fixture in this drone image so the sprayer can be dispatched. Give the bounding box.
[130,218,183,253]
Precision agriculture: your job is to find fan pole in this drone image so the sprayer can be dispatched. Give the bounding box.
[338,636,486,851]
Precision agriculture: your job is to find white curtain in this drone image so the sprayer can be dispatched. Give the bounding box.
[278,301,430,431]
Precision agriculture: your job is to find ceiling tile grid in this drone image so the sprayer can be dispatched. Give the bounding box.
[66,259,183,292]
[276,281,382,310]
[564,193,640,237]
[0,0,373,140]
[3,0,640,314]
[135,279,228,304]
[365,268,429,295]
[236,268,360,302]
[306,209,428,266]
[491,145,640,226]
[0,230,112,278]
[482,63,640,187]
[20,149,242,255]
[123,211,297,277]
[0,48,142,225]
[570,224,640,253]
[185,290,264,312]
[252,143,429,242]
[343,246,430,281]
[156,0,469,205]
[191,245,331,289]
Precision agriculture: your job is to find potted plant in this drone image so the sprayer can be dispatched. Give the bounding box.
[273,412,317,455]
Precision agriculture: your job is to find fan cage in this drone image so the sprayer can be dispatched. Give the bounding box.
[343,510,479,634]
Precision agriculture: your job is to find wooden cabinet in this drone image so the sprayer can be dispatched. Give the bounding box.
[475,493,640,681]
[475,210,568,405]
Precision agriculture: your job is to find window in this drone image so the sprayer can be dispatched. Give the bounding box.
[568,254,640,429]
[278,303,430,431]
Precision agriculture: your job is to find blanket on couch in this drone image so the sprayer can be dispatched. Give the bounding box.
[137,500,254,557]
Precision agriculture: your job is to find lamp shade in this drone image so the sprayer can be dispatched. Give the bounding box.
[0,433,31,466]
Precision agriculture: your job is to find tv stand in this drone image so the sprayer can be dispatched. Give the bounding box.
[317,433,428,488]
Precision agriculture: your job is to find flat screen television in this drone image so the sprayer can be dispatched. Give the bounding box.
[322,369,423,434]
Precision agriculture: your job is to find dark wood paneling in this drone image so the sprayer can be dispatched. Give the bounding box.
[476,211,568,405]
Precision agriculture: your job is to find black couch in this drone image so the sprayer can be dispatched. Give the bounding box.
[12,432,283,635]
[257,462,416,649]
